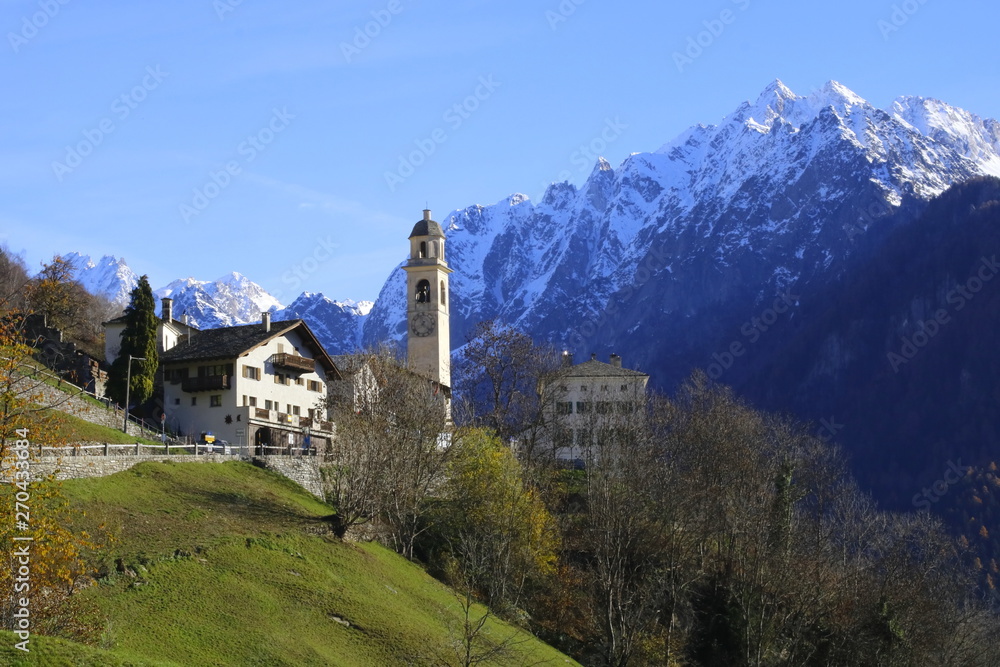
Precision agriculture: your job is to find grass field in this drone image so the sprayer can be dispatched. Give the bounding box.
[1,461,577,666]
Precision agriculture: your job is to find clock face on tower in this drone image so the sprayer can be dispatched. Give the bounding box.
[411,312,435,337]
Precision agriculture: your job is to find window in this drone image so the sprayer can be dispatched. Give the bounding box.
[292,405,301,416]
[440,281,446,306]
[596,402,613,415]
[419,241,426,258]
[248,396,257,407]
[166,368,189,383]
[580,385,588,392]
[294,377,303,386]
[242,395,247,406]
[286,404,292,414]
[274,373,288,385]
[576,402,592,414]
[308,380,322,392]
[556,402,573,415]
[191,397,197,406]
[621,385,628,391]
[210,395,222,407]
[173,398,180,405]
[242,365,261,380]
[264,400,273,410]
[415,279,430,304]
[198,364,232,377]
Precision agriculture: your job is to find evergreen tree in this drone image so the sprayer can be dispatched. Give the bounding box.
[106,275,158,407]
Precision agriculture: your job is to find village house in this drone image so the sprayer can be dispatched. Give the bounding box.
[539,352,650,462]
[159,311,341,453]
[104,297,198,365]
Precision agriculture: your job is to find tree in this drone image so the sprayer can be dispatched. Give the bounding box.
[323,347,451,559]
[105,276,158,408]
[431,428,559,615]
[454,320,560,447]
[0,302,108,642]
[0,245,29,310]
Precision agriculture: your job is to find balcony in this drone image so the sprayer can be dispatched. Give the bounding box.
[182,375,230,392]
[242,407,333,434]
[271,353,315,373]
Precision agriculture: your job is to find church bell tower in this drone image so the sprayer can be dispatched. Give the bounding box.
[404,209,452,388]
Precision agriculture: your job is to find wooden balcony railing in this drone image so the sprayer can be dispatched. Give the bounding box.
[181,375,230,392]
[271,353,315,373]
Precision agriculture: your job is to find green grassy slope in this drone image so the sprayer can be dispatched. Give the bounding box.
[20,461,576,666]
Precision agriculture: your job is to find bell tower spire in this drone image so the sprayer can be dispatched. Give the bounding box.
[403,208,452,388]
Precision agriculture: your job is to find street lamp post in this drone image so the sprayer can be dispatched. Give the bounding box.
[123,355,146,434]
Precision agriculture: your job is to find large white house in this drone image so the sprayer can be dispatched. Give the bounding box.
[159,312,341,452]
[539,352,650,461]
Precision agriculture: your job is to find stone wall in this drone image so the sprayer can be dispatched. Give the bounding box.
[251,455,325,498]
[4,453,241,482]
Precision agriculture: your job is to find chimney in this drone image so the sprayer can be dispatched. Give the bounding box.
[161,297,172,323]
[610,353,622,368]
[423,209,432,221]
[562,350,574,367]
[591,353,597,361]
[262,311,271,332]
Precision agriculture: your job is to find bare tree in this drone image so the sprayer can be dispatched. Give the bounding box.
[323,347,452,558]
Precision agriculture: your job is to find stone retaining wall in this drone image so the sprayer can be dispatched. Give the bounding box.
[4,453,241,482]
[251,455,325,498]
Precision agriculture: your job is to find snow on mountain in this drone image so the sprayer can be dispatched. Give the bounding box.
[153,272,282,329]
[363,80,1000,374]
[64,253,138,306]
[278,293,371,353]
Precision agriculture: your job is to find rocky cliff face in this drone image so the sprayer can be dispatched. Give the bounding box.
[362,80,1000,379]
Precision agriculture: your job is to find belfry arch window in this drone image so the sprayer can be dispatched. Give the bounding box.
[419,241,427,258]
[415,279,431,304]
[440,281,446,306]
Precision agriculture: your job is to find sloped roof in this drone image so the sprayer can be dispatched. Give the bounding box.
[553,358,649,379]
[160,319,340,378]
[104,315,199,331]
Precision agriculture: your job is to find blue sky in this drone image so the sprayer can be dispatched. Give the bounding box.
[2,0,998,302]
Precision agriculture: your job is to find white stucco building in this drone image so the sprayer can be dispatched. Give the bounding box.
[104,297,198,365]
[159,312,340,453]
[539,352,650,462]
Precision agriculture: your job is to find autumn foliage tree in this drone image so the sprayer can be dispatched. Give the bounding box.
[0,302,108,641]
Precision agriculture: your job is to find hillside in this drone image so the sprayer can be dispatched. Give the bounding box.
[12,461,576,666]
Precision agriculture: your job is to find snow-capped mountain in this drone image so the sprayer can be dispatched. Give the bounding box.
[277,293,372,354]
[362,80,1000,375]
[154,273,283,329]
[65,253,139,306]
